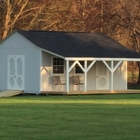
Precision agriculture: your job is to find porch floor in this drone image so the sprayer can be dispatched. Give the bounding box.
[41,89,140,95]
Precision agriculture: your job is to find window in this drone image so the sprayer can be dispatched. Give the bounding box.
[53,58,64,74]
[75,61,84,74]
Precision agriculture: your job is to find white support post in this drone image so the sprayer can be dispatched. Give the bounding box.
[113,61,122,72]
[125,61,127,90]
[69,61,77,72]
[66,60,69,92]
[111,61,114,91]
[103,60,112,72]
[84,60,87,92]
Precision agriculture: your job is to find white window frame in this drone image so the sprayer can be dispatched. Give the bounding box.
[52,57,65,75]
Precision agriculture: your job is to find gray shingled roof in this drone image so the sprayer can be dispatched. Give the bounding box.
[17,30,140,58]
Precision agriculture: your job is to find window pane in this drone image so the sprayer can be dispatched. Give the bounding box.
[75,61,84,73]
[53,66,57,73]
[53,58,64,74]
[60,61,64,65]
[57,61,60,65]
[53,58,56,61]
[59,66,64,73]
[57,58,60,61]
[53,61,56,65]
[80,61,84,65]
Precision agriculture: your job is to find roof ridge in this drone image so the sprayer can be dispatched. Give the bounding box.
[18,30,94,34]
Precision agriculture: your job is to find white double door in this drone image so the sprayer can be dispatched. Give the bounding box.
[7,55,24,90]
[96,61,109,90]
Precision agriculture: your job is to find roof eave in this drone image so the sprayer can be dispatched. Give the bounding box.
[41,48,65,59]
[65,57,140,61]
[0,30,17,44]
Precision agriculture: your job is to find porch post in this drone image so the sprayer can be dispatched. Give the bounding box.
[111,61,114,91]
[84,60,87,92]
[66,60,69,92]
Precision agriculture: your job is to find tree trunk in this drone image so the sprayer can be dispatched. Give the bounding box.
[2,30,9,40]
[1,0,12,39]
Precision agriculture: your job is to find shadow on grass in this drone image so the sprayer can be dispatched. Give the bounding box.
[128,83,140,89]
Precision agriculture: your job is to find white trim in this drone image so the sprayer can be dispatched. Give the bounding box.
[103,61,112,72]
[125,61,128,89]
[68,61,77,73]
[41,48,65,59]
[102,60,124,91]
[0,30,17,44]
[96,61,109,90]
[84,61,87,92]
[39,50,42,92]
[76,61,85,73]
[65,57,140,61]
[113,61,122,72]
[51,56,65,75]
[110,61,114,91]
[69,60,86,74]
[86,60,96,72]
[103,60,123,73]
[7,55,25,90]
[66,60,69,92]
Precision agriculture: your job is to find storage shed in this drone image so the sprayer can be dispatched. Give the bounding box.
[0,30,140,94]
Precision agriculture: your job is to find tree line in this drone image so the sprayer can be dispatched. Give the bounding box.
[0,0,140,83]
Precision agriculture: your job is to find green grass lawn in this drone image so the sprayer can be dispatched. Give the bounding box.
[0,94,140,140]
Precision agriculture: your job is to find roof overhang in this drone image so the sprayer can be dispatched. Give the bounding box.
[65,57,140,61]
[0,30,17,44]
[41,48,65,59]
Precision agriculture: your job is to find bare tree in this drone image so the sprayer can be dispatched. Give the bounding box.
[0,0,48,40]
[118,0,140,84]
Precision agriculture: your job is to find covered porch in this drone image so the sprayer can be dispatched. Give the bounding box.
[64,57,140,93]
[40,50,140,93]
[39,32,140,94]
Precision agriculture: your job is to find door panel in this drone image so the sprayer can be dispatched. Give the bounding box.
[96,61,109,90]
[8,55,24,90]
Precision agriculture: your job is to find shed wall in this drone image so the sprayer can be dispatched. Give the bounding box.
[41,51,52,91]
[113,61,127,90]
[41,51,66,91]
[0,32,41,93]
[41,52,127,92]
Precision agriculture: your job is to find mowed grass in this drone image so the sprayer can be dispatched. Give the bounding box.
[0,94,140,140]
